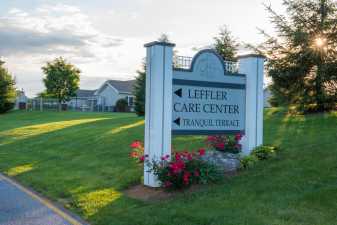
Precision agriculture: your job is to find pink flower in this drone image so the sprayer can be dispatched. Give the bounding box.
[194,170,200,177]
[130,140,142,149]
[198,148,206,156]
[235,144,242,149]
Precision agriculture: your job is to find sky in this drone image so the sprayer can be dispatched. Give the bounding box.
[0,0,284,97]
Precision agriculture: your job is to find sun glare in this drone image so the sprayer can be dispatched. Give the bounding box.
[315,37,327,48]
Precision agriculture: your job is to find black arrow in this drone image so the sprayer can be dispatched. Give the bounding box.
[174,88,182,98]
[173,117,181,126]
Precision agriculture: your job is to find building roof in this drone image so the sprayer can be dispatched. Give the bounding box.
[106,80,135,94]
[76,89,96,98]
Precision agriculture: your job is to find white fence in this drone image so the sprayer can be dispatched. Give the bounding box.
[25,97,132,112]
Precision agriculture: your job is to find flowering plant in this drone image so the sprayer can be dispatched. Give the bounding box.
[205,134,243,154]
[147,149,222,189]
[129,140,148,163]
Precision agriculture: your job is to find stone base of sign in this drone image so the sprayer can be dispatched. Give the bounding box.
[201,151,241,172]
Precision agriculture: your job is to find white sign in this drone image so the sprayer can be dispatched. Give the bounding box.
[172,50,246,135]
[144,41,264,187]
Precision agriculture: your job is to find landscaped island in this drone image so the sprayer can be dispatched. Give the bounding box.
[0,109,336,225]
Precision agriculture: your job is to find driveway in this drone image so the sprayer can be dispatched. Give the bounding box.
[0,174,85,225]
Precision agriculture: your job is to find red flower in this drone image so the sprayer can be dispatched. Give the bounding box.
[164,181,172,187]
[130,140,142,149]
[186,153,193,160]
[235,134,243,141]
[207,136,216,142]
[194,170,200,177]
[216,142,225,150]
[139,155,145,162]
[175,152,182,161]
[183,171,191,185]
[169,160,185,174]
[130,151,138,158]
[198,148,206,156]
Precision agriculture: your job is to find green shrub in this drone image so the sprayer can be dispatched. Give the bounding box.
[115,98,129,112]
[252,145,278,160]
[240,155,259,169]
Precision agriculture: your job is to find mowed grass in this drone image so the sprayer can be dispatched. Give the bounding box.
[0,109,336,225]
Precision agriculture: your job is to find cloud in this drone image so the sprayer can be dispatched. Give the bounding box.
[0,4,123,59]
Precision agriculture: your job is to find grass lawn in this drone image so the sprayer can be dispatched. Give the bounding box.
[0,109,336,225]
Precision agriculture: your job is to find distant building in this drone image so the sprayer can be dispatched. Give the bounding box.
[15,89,28,109]
[67,79,135,112]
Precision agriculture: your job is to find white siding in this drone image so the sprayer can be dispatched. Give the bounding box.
[98,84,119,107]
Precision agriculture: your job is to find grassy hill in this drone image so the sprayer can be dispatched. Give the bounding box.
[0,109,336,225]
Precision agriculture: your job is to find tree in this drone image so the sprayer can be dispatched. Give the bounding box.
[42,57,80,110]
[0,60,16,113]
[257,0,337,112]
[115,98,129,112]
[158,33,170,42]
[133,63,146,116]
[213,26,239,61]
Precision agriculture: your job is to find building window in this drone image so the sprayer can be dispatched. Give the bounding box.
[126,96,134,106]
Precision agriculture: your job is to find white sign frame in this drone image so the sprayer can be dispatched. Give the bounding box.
[143,41,265,187]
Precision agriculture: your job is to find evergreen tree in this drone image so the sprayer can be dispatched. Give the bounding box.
[213,26,239,61]
[42,57,80,110]
[0,60,16,113]
[258,0,337,112]
[133,63,146,116]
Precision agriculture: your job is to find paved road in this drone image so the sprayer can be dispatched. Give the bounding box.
[0,174,83,225]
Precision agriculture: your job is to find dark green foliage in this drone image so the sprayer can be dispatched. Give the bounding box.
[42,57,80,107]
[115,98,129,112]
[213,25,239,61]
[252,145,278,160]
[0,60,16,113]
[258,0,337,112]
[133,65,145,116]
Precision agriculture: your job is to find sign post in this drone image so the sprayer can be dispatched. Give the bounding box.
[144,41,175,187]
[144,42,264,187]
[238,55,265,155]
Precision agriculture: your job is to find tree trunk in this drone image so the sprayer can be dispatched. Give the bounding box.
[315,66,325,112]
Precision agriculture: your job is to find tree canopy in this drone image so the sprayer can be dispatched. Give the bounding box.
[0,60,16,113]
[42,57,80,108]
[257,0,337,112]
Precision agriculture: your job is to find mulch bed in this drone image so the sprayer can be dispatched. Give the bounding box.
[124,171,238,202]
